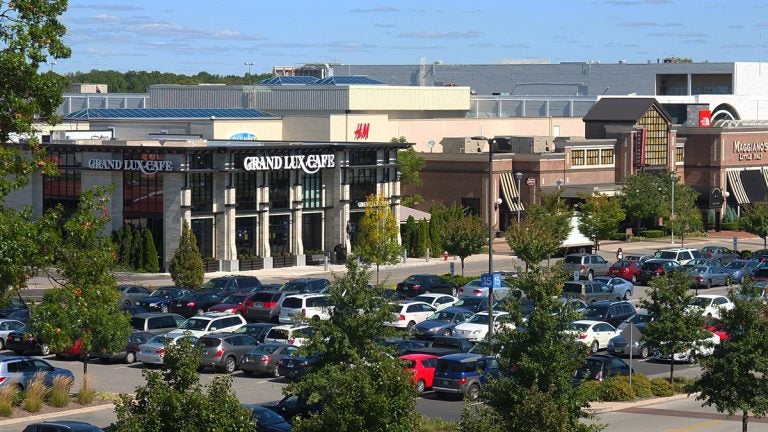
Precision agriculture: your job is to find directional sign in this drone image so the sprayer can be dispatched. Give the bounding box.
[621,323,643,348]
[481,272,502,288]
[492,272,502,289]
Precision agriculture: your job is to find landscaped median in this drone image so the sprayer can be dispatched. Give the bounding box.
[581,374,697,414]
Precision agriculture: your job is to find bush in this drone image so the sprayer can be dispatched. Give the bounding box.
[740,250,753,259]
[415,415,458,432]
[630,374,653,398]
[650,378,674,397]
[22,372,46,413]
[169,221,204,290]
[77,374,95,405]
[48,375,73,407]
[672,376,695,394]
[602,376,636,401]
[721,222,740,231]
[0,383,18,416]
[607,232,628,241]
[724,206,739,223]
[578,380,604,402]
[640,229,665,238]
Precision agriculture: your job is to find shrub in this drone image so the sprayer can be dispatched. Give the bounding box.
[630,373,653,398]
[639,229,665,238]
[740,250,753,259]
[22,372,46,413]
[441,275,473,287]
[602,376,635,401]
[650,378,674,397]
[721,222,740,231]
[724,206,739,223]
[77,374,95,405]
[169,221,204,290]
[0,383,18,416]
[578,380,604,402]
[671,376,695,394]
[607,232,628,241]
[48,375,73,407]
[415,415,458,432]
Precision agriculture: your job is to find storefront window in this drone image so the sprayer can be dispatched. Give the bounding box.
[189,173,212,213]
[191,218,213,259]
[269,215,290,255]
[123,153,164,216]
[302,213,323,252]
[234,172,258,211]
[350,168,376,202]
[235,217,258,257]
[600,149,614,165]
[268,171,290,210]
[43,149,81,218]
[572,150,585,166]
[302,173,322,208]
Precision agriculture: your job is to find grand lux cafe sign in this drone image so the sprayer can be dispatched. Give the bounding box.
[243,154,335,174]
[87,158,174,174]
[733,140,768,161]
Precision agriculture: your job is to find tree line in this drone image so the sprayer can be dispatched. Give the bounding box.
[64,70,274,93]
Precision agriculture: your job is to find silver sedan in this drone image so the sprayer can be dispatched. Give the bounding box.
[688,265,731,289]
[457,278,518,299]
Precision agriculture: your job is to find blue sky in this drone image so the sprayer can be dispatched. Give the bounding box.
[57,0,768,75]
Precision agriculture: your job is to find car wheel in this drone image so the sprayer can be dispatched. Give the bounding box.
[0,338,4,350]
[590,341,599,354]
[271,364,280,378]
[706,279,712,289]
[124,352,136,364]
[443,329,452,336]
[623,290,631,300]
[39,344,50,356]
[406,321,416,331]
[587,271,594,281]
[123,300,132,307]
[466,384,481,401]
[160,304,169,313]
[224,356,236,374]
[416,379,426,395]
[639,345,649,359]
[451,287,458,297]
[630,275,637,284]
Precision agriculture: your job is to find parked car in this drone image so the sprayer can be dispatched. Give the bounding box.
[241,404,292,432]
[457,278,517,299]
[638,259,682,284]
[452,297,493,313]
[5,326,49,355]
[278,294,333,324]
[381,289,407,301]
[568,320,620,353]
[656,248,701,265]
[561,280,617,304]
[607,324,651,358]
[453,311,515,341]
[261,394,323,423]
[279,278,330,294]
[378,338,432,356]
[240,343,298,377]
[91,330,153,364]
[687,295,735,320]
[277,352,320,380]
[562,254,610,280]
[130,312,186,335]
[412,307,475,339]
[122,305,147,316]
[0,297,27,319]
[136,287,190,313]
[208,292,258,315]
[653,330,720,363]
[624,255,653,263]
[617,312,655,331]
[432,353,501,400]
[202,275,262,295]
[700,246,740,264]
[166,312,247,338]
[681,258,723,272]
[555,298,589,316]
[0,319,25,350]
[582,301,637,327]
[198,333,259,373]
[688,265,732,289]
[400,353,438,394]
[137,333,199,366]
[22,421,104,432]
[723,259,761,283]
[592,276,633,300]
[384,301,437,330]
[572,354,631,385]
[263,324,314,347]
[117,284,152,307]
[753,266,768,282]
[412,294,458,311]
[395,274,458,297]
[405,335,476,356]
[6,308,29,323]
[246,290,299,323]
[233,323,277,344]
[606,260,643,283]
[0,356,74,390]
[168,291,225,318]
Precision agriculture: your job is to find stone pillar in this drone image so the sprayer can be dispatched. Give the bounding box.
[163,166,188,271]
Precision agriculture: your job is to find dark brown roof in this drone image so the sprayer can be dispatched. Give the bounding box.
[583,97,672,123]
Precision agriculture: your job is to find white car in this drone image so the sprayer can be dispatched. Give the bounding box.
[262,324,314,347]
[568,320,620,353]
[165,312,246,338]
[384,301,436,330]
[457,279,516,299]
[137,333,199,366]
[278,294,333,324]
[411,294,458,311]
[653,330,721,363]
[687,295,735,320]
[453,311,515,341]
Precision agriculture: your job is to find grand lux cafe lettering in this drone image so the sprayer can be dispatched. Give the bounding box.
[87,159,173,174]
[733,140,768,161]
[243,154,335,174]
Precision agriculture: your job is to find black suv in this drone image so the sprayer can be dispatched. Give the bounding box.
[202,275,262,294]
[582,301,636,327]
[572,354,632,385]
[396,274,458,297]
[280,278,330,294]
[638,259,682,284]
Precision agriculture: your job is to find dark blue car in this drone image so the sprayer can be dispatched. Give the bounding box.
[136,287,190,313]
[722,259,761,283]
[277,353,320,380]
[242,404,291,432]
[432,353,501,400]
[412,307,475,339]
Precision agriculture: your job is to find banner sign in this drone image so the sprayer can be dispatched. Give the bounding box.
[243,154,335,174]
[87,159,173,174]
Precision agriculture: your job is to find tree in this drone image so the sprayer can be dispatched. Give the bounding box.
[505,218,562,272]
[428,205,464,258]
[620,172,668,233]
[639,271,706,382]
[0,207,59,297]
[417,218,430,258]
[741,200,768,248]
[141,228,160,273]
[169,221,204,289]
[30,187,131,376]
[355,194,403,285]
[392,137,425,208]
[118,225,133,268]
[443,213,487,276]
[402,215,418,257]
[695,280,768,432]
[113,336,254,432]
[528,192,571,245]
[284,259,417,432]
[578,193,625,251]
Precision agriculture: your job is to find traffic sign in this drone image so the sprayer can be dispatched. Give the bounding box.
[481,272,502,288]
[526,177,536,186]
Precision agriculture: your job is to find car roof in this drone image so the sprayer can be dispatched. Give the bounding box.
[25,421,102,431]
[695,294,726,299]
[644,258,677,263]
[590,300,630,308]
[573,320,606,326]
[439,353,483,362]
[132,312,183,319]
[284,293,327,299]
[0,354,41,362]
[441,306,473,314]
[414,293,452,298]
[660,248,697,252]
[395,301,432,306]
[399,353,439,361]
[270,324,310,331]
[585,354,616,361]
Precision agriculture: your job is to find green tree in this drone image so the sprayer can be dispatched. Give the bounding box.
[640,271,706,382]
[578,193,626,251]
[0,207,59,297]
[528,192,571,245]
[620,172,668,233]
[285,259,417,432]
[355,194,403,285]
[141,228,160,273]
[118,225,133,268]
[443,213,487,276]
[131,225,144,271]
[429,205,464,258]
[30,187,131,376]
[695,280,768,432]
[506,199,571,272]
[741,200,768,248]
[169,221,204,289]
[392,137,425,208]
[403,215,418,257]
[417,218,430,258]
[113,336,254,432]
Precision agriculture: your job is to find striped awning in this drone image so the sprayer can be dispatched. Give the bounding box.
[500,172,525,212]
[727,170,750,204]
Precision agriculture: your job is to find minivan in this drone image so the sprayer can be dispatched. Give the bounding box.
[278,294,333,324]
[432,353,501,400]
[561,281,616,303]
[130,312,186,335]
[562,254,610,280]
[246,290,299,323]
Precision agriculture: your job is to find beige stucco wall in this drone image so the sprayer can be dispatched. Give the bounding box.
[282,116,331,141]
[347,86,470,111]
[211,119,283,140]
[328,114,397,142]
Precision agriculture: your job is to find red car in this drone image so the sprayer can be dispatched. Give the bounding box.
[607,260,643,283]
[703,319,729,341]
[208,293,257,315]
[400,353,438,394]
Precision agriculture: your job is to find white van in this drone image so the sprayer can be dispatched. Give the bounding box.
[278,294,333,324]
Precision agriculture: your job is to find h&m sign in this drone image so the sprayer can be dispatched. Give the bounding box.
[87,158,173,174]
[243,154,335,174]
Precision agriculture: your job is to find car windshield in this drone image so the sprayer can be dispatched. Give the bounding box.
[401,359,417,369]
[701,246,717,253]
[570,322,590,332]
[564,256,583,264]
[202,279,230,289]
[465,280,482,287]
[688,297,711,308]
[628,314,652,324]
[404,276,426,284]
[179,318,209,331]
[455,298,483,307]
[250,407,285,425]
[199,337,222,348]
[613,261,630,268]
[583,308,605,319]
[658,252,678,260]
[221,294,248,305]
[467,314,490,325]
[147,335,172,345]
[593,277,611,284]
[691,266,708,273]
[149,288,177,298]
[575,359,604,380]
[250,344,280,355]
[426,311,455,323]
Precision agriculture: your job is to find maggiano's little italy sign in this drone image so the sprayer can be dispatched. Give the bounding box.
[733,140,768,161]
[87,158,174,174]
[243,154,335,174]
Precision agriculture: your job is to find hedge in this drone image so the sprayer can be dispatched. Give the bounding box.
[650,378,674,397]
[606,232,628,241]
[721,222,740,231]
[602,376,635,401]
[639,229,665,238]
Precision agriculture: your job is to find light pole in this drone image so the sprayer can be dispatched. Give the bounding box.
[244,62,255,84]
[670,174,677,244]
[515,172,524,223]
[472,135,496,342]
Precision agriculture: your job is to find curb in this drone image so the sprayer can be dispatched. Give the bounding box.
[0,402,113,426]
[586,392,693,414]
